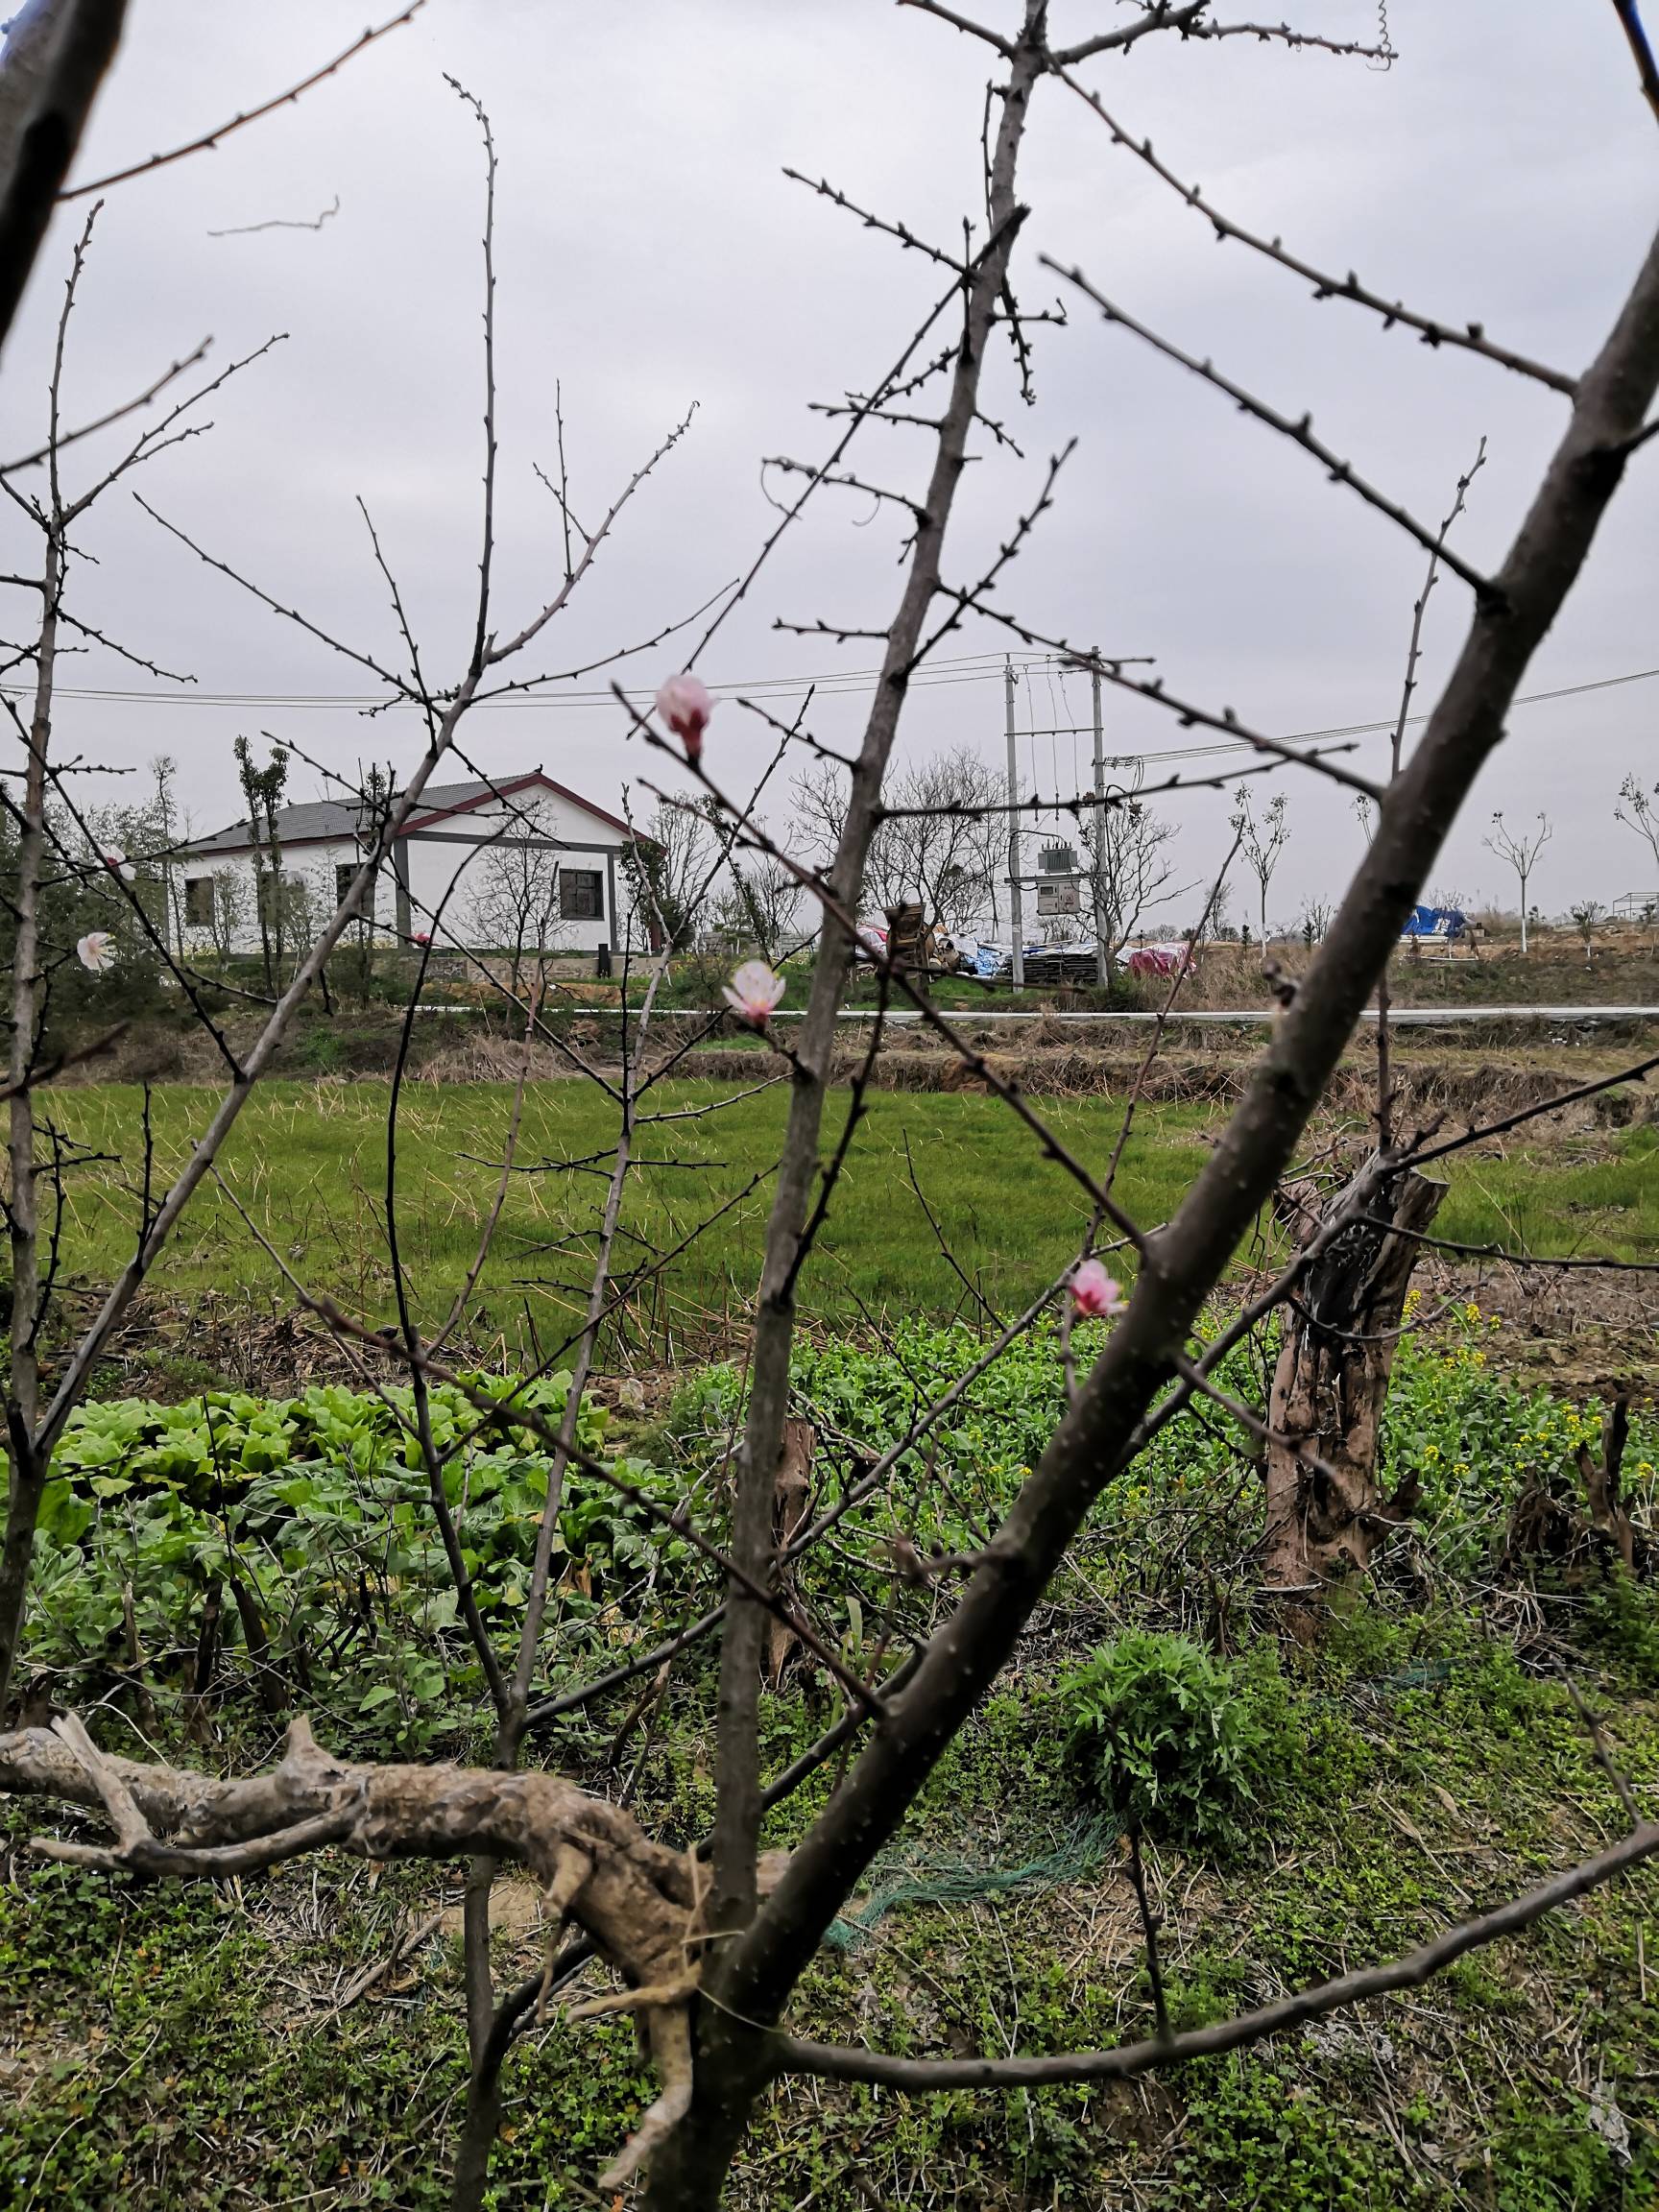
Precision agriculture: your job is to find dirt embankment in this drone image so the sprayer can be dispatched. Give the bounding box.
[53,983,1659,1133]
[680,1034,1657,1128]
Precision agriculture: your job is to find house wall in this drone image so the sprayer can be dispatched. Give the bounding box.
[399,790,638,956]
[178,791,644,960]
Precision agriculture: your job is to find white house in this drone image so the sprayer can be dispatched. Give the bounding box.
[176,770,653,961]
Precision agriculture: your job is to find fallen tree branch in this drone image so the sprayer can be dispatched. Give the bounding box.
[0,1712,705,2189]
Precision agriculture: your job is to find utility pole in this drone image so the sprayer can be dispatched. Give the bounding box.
[1089,651,1108,989]
[1004,656,1023,989]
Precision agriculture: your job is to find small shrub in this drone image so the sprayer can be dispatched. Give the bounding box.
[298,1024,344,1073]
[1578,1567,1659,1688]
[1061,1631,1290,1849]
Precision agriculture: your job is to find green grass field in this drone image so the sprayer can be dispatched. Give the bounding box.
[35,1080,1659,1368]
[41,1081,1214,1357]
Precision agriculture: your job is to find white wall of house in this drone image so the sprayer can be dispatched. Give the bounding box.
[177,784,645,960]
[401,789,637,955]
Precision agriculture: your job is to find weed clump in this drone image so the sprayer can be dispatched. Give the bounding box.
[1062,1630,1294,1850]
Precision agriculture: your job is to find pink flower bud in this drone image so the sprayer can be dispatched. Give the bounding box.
[656,672,712,765]
[1070,1259,1124,1319]
[101,847,136,881]
[412,930,431,948]
[77,931,114,974]
[721,959,785,1029]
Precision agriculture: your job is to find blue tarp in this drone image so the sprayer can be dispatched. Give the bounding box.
[1401,904,1468,941]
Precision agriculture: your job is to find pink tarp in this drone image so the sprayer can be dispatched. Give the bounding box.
[1126,942,1195,979]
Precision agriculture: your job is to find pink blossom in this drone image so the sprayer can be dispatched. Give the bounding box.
[721,959,785,1028]
[77,931,114,974]
[101,847,135,882]
[656,672,713,764]
[1070,1258,1124,1319]
[411,930,431,948]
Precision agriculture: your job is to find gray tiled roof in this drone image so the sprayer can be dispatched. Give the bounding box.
[180,777,564,858]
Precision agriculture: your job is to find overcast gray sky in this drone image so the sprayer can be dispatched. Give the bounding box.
[3,0,1656,928]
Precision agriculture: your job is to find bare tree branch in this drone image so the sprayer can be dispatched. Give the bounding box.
[1041,256,1503,600]
[0,336,211,472]
[722,211,1659,2034]
[0,0,127,348]
[1053,71,1575,394]
[1610,0,1659,127]
[60,4,425,200]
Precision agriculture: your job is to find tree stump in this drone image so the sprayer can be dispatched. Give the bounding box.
[1262,1161,1447,1591]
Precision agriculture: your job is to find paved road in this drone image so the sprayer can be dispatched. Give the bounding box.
[780,1005,1659,1027]
[420,1004,1659,1027]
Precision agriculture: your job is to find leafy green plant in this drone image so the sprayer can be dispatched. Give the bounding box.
[1062,1631,1291,1849]
[1488,2096,1623,2212]
[19,1370,709,1746]
[24,1310,1656,1768]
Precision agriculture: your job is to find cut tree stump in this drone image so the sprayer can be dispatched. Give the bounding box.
[1262,1160,1447,1591]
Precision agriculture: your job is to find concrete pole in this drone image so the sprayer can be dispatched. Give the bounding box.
[1005,656,1023,989]
[1091,651,1109,990]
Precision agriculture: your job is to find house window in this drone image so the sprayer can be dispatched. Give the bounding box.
[560,868,603,922]
[335,860,374,916]
[183,877,214,926]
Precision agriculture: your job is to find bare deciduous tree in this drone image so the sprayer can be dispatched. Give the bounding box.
[465,795,565,997]
[1617,773,1659,902]
[5,8,1659,2212]
[1298,896,1335,946]
[3,213,282,1688]
[1088,770,1177,977]
[1484,808,1551,950]
[799,744,1004,939]
[623,795,716,951]
[792,752,905,915]
[881,743,1005,937]
[1231,786,1289,942]
[723,847,805,963]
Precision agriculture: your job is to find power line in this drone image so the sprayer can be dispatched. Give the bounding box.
[2,652,1655,777]
[0,647,1053,713]
[1272,661,1659,745]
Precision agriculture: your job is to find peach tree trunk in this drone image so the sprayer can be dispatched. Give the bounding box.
[1262,1162,1447,1587]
